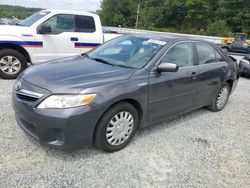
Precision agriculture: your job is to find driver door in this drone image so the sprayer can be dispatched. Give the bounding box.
[34,14,81,63]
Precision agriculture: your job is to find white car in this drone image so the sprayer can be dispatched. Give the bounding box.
[0,9,120,79]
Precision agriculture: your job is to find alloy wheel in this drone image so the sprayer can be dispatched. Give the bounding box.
[0,56,21,75]
[217,87,229,110]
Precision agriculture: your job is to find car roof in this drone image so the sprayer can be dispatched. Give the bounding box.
[130,33,213,44]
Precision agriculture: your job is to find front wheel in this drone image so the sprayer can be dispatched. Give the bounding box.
[94,102,139,152]
[208,83,230,112]
[0,49,27,79]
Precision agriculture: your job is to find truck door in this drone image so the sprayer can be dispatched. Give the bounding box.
[34,14,84,63]
[75,15,103,53]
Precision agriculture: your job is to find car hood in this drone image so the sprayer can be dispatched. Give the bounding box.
[21,56,136,93]
[0,25,32,36]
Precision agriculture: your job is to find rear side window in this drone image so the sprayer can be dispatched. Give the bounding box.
[214,49,225,62]
[161,42,194,68]
[76,16,96,33]
[196,43,218,64]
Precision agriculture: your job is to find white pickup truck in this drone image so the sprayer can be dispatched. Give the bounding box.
[0,9,120,79]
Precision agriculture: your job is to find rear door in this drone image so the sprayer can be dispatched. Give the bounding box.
[148,42,200,123]
[194,42,228,107]
[75,15,102,53]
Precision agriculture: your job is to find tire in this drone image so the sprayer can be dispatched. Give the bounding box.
[207,83,231,112]
[94,102,139,152]
[0,49,27,79]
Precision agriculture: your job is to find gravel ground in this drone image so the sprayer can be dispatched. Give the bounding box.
[0,77,250,188]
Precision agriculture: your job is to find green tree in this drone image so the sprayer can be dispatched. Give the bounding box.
[98,0,250,36]
[0,5,40,19]
[216,0,250,33]
[99,0,136,27]
[205,20,230,36]
[184,0,209,30]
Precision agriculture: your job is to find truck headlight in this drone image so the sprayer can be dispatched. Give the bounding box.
[37,94,96,109]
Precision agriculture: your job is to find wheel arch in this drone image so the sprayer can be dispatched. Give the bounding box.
[103,98,143,126]
[92,98,144,143]
[226,79,234,93]
[0,43,31,63]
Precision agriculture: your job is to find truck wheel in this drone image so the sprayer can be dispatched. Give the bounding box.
[0,49,27,79]
[94,102,139,152]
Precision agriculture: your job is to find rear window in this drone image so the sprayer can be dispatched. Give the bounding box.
[76,16,96,33]
[196,43,217,65]
[196,42,225,64]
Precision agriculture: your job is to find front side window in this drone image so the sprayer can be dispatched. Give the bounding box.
[89,36,165,69]
[196,43,218,65]
[40,14,75,34]
[161,42,194,68]
[76,16,96,33]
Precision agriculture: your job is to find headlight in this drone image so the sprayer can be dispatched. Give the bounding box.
[37,94,96,109]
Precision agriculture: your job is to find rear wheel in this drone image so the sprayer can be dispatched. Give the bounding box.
[94,102,139,152]
[0,49,27,79]
[208,83,230,112]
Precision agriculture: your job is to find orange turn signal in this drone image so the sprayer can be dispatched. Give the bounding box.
[82,94,96,104]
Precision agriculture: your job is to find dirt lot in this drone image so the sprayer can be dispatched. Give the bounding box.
[0,77,250,188]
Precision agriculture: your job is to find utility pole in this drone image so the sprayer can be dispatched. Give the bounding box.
[135,3,140,29]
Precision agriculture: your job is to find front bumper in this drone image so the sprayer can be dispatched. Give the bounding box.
[12,84,102,150]
[242,65,250,76]
[240,60,250,76]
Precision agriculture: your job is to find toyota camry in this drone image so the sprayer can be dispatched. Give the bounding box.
[12,34,239,152]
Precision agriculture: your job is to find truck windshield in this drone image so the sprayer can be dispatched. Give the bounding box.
[19,11,50,26]
[88,36,166,69]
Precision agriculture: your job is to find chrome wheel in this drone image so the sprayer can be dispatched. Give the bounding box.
[106,111,134,146]
[217,87,229,110]
[0,56,21,75]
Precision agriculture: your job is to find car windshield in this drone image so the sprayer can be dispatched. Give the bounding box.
[19,11,50,26]
[88,36,166,69]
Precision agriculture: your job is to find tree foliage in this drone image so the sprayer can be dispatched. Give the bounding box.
[0,1,249,37]
[99,0,250,36]
[0,5,41,19]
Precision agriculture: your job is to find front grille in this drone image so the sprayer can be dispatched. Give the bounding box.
[17,93,39,102]
[16,89,43,102]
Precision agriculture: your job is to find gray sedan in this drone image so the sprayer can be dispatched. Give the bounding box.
[12,34,239,152]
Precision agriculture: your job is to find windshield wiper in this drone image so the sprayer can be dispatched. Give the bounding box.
[91,58,115,66]
[114,64,134,69]
[81,53,89,58]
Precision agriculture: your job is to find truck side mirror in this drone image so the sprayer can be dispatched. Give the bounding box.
[38,25,51,34]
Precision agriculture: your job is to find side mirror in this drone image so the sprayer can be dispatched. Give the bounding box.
[38,25,51,34]
[157,62,179,73]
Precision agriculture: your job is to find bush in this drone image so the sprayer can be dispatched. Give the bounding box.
[205,20,231,37]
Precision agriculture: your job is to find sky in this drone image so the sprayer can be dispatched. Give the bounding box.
[0,0,101,12]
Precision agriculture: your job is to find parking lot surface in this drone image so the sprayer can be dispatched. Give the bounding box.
[0,78,250,188]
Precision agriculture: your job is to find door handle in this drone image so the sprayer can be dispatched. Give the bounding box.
[191,72,198,79]
[70,37,78,41]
